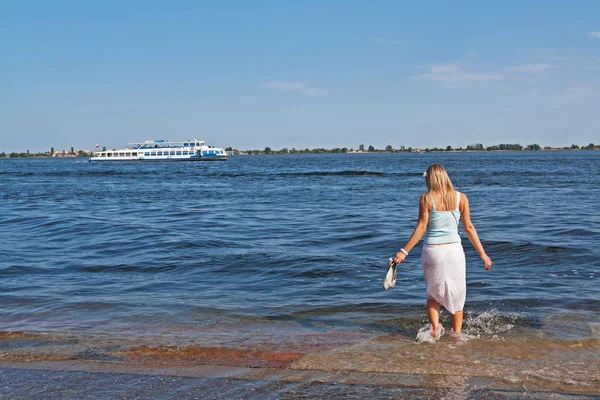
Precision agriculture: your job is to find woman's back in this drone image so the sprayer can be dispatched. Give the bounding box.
[424,190,461,245]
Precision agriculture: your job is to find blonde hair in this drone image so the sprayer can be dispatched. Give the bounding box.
[424,164,456,211]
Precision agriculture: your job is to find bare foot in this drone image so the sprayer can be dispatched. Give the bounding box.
[431,324,438,337]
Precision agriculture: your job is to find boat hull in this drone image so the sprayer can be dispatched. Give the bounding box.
[89,156,228,162]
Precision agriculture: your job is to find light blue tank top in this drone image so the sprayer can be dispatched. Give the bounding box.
[424,191,461,245]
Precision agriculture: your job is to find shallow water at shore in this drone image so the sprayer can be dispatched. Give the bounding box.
[1,307,598,394]
[1,151,599,395]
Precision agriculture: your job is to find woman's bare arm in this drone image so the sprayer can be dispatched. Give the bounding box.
[460,193,493,270]
[393,194,429,264]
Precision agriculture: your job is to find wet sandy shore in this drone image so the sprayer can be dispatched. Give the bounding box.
[1,329,599,399]
[1,361,595,400]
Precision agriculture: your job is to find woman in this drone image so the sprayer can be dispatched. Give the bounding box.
[393,164,492,337]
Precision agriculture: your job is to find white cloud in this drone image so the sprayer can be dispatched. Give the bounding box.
[300,87,325,97]
[515,48,567,61]
[413,64,502,83]
[369,36,400,44]
[430,64,462,74]
[587,32,600,38]
[553,86,600,106]
[505,64,552,72]
[516,48,552,54]
[264,81,305,91]
[263,81,324,97]
[563,86,598,96]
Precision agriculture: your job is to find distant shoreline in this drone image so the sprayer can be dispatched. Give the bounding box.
[1,146,598,159]
[234,148,598,155]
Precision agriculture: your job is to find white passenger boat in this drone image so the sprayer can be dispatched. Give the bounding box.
[89,139,228,162]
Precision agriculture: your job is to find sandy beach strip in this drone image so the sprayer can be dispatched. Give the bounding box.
[1,329,599,398]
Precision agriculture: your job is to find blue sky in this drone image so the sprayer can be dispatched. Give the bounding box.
[1,1,599,152]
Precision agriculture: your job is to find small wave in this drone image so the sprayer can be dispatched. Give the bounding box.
[556,228,599,236]
[489,241,588,256]
[0,171,143,178]
[70,264,181,273]
[277,171,386,177]
[289,266,350,279]
[0,172,35,176]
[0,265,50,275]
[490,171,572,177]
[210,170,392,178]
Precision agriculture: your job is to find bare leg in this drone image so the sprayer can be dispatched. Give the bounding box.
[451,310,463,333]
[427,299,441,336]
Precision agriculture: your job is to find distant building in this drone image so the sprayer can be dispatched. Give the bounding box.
[52,149,91,157]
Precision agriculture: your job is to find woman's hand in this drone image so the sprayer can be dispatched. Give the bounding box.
[481,253,493,270]
[393,252,407,264]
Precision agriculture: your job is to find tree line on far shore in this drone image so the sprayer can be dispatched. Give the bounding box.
[1,142,598,158]
[225,142,599,155]
[0,146,91,158]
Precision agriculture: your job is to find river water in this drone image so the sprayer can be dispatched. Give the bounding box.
[1,151,599,395]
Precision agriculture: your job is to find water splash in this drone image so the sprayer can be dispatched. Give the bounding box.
[462,309,516,338]
[416,324,445,343]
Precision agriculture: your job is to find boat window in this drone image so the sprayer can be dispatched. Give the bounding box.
[176,151,182,155]
[145,152,150,156]
[183,151,188,155]
[151,152,156,156]
[170,151,175,155]
[126,152,131,157]
[157,151,163,156]
[132,152,137,156]
[184,143,189,147]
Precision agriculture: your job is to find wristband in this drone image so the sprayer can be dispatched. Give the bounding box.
[400,248,409,256]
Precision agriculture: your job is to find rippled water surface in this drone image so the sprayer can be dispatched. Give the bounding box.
[1,152,599,334]
[1,152,599,393]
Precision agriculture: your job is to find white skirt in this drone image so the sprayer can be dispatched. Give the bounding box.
[421,243,466,314]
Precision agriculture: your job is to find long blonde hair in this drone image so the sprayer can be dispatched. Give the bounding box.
[424,164,456,211]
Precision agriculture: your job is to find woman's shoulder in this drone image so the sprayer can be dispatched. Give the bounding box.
[458,191,469,209]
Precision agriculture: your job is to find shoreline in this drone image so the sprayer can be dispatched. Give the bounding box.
[1,326,598,396]
[1,360,591,399]
[1,148,598,159]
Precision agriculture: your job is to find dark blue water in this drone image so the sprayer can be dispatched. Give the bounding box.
[1,152,599,340]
